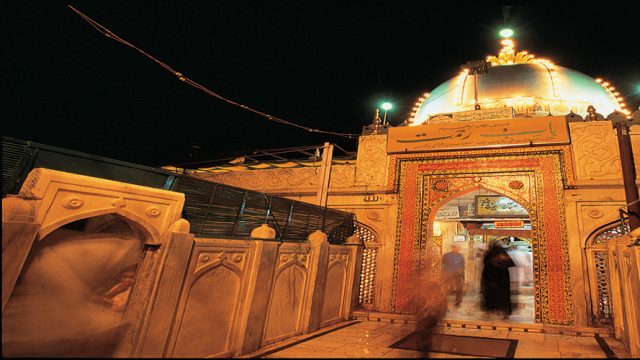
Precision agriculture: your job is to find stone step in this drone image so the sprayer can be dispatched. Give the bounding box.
[352,310,613,337]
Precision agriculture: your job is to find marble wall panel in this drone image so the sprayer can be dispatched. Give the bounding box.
[262,243,311,345]
[165,240,254,358]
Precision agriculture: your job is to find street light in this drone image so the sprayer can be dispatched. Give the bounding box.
[381,102,393,125]
[499,28,514,38]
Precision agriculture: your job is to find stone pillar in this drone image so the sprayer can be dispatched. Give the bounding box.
[608,236,640,357]
[236,225,280,355]
[344,235,364,319]
[134,231,195,358]
[301,230,330,334]
[2,196,40,313]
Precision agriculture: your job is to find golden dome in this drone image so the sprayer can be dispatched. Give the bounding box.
[410,38,627,124]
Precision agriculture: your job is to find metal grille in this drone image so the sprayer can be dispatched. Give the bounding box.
[359,247,378,305]
[173,176,355,243]
[2,138,29,195]
[594,223,629,244]
[593,251,612,323]
[2,137,356,244]
[587,220,625,326]
[355,223,379,307]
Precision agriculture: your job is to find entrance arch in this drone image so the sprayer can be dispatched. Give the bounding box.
[429,188,535,322]
[423,184,532,271]
[389,147,575,325]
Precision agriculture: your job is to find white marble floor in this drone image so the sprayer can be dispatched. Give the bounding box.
[241,320,630,359]
[443,291,535,324]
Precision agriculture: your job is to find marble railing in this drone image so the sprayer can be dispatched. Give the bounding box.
[607,235,640,358]
[133,229,363,358]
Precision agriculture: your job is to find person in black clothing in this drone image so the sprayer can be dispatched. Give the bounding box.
[481,239,516,319]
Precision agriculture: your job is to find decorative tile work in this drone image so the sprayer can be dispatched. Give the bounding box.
[387,145,575,193]
[389,150,574,325]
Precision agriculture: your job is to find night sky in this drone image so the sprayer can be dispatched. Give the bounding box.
[4,2,640,167]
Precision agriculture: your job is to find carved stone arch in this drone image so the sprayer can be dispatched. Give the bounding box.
[424,183,532,277]
[327,255,347,270]
[275,258,308,278]
[20,168,185,246]
[583,218,625,326]
[585,218,628,248]
[429,183,532,217]
[193,258,243,281]
[38,207,158,244]
[354,221,380,244]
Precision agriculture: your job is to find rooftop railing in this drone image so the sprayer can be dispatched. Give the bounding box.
[2,136,356,244]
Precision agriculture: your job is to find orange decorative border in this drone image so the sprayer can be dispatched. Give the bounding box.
[387,145,575,192]
[390,149,574,325]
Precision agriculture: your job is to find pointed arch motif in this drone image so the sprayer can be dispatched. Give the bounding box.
[19,168,185,245]
[584,218,627,325]
[354,222,380,308]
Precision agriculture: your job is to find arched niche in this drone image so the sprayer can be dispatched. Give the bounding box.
[18,168,186,245]
[1,213,147,357]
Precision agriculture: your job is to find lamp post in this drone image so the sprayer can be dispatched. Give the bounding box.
[381,102,392,125]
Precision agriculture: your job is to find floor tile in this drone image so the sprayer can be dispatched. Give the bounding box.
[256,319,619,359]
[515,339,560,352]
[514,349,562,358]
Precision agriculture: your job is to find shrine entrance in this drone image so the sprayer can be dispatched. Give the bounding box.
[389,149,575,325]
[432,188,535,323]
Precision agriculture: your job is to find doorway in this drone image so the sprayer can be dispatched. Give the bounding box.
[433,189,535,323]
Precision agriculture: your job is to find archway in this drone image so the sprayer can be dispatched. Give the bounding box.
[389,149,574,325]
[430,188,534,323]
[1,214,145,357]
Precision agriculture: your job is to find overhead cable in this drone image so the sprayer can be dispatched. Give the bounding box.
[67,5,359,139]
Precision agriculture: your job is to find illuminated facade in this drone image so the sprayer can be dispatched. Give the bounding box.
[188,37,640,355]
[2,36,640,358]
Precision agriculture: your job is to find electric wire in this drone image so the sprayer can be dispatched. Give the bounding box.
[67,5,360,139]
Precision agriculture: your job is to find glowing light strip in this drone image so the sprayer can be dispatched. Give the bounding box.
[411,36,632,122]
[595,78,628,116]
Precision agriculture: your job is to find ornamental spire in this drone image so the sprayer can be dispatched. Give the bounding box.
[486,29,536,65]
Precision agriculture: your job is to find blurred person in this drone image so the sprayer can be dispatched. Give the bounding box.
[1,228,142,357]
[481,240,515,319]
[440,244,465,306]
[412,263,448,358]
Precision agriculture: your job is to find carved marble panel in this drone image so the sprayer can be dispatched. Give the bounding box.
[262,245,311,345]
[192,165,356,193]
[579,204,625,242]
[569,122,622,180]
[168,241,253,358]
[320,247,350,326]
[355,135,389,187]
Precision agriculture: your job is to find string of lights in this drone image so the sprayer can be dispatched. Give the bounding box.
[67,5,360,139]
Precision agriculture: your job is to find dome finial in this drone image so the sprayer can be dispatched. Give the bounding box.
[487,29,536,66]
[372,109,381,134]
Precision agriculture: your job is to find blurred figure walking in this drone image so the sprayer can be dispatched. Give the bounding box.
[441,244,465,306]
[412,264,448,358]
